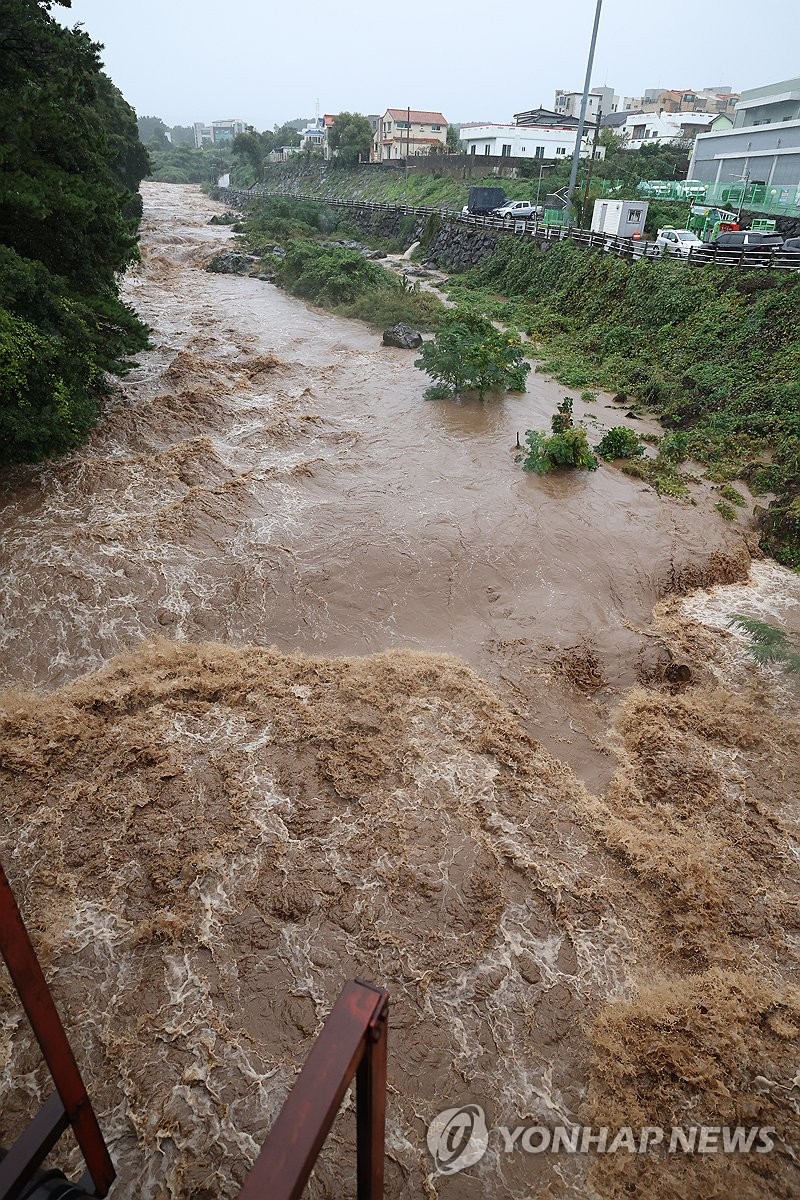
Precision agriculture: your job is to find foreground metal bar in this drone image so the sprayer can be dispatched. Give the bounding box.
[0,1093,69,1198]
[355,991,388,1200]
[237,979,389,1200]
[0,861,115,1199]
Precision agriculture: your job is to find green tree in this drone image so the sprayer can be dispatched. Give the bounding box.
[595,426,644,460]
[136,114,169,146]
[517,398,599,473]
[328,112,374,165]
[415,310,530,400]
[730,616,800,673]
[446,124,460,154]
[170,124,195,146]
[0,0,149,462]
[233,128,269,182]
[273,121,302,148]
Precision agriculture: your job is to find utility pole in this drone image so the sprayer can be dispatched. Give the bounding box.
[407,105,411,162]
[566,0,604,219]
[579,105,602,227]
[535,162,545,209]
[735,167,751,224]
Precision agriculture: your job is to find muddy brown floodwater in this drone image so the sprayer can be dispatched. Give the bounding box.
[1,183,799,1200]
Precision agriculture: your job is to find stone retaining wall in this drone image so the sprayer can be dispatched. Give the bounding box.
[217,190,508,270]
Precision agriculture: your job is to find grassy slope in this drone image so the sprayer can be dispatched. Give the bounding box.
[253,161,544,210]
[456,240,800,565]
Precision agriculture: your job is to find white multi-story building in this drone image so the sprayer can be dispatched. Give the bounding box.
[193,119,247,148]
[618,111,716,150]
[554,87,619,121]
[554,90,602,123]
[459,122,603,161]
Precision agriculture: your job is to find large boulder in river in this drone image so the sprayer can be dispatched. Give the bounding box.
[207,251,259,275]
[382,322,423,349]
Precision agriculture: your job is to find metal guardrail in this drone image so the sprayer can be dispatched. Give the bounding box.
[0,861,116,1200]
[2,854,389,1200]
[237,979,389,1200]
[221,188,800,271]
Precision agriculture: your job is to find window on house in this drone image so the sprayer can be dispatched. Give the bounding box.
[470,145,476,155]
[396,120,409,129]
[484,145,491,154]
[534,146,544,158]
[501,144,511,156]
[431,124,441,131]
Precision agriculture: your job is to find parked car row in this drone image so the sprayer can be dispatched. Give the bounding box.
[656,227,798,257]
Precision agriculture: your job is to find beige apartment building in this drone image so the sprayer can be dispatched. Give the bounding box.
[373,109,448,160]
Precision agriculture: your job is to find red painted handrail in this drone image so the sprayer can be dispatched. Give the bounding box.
[1,858,388,1200]
[0,861,115,1199]
[237,978,389,1200]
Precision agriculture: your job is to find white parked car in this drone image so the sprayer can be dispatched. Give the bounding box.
[655,228,703,257]
[492,200,543,221]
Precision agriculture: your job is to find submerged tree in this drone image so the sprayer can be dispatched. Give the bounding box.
[0,0,149,462]
[415,309,530,401]
[517,398,599,473]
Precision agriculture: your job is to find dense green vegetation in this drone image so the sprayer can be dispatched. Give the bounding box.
[595,426,645,461]
[1,0,149,463]
[146,143,232,185]
[414,310,529,400]
[327,114,375,166]
[455,240,800,565]
[275,241,447,330]
[236,195,447,328]
[242,196,339,249]
[517,399,598,474]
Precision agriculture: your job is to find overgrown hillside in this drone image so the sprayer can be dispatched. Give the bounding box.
[0,0,149,463]
[248,160,544,210]
[457,241,800,565]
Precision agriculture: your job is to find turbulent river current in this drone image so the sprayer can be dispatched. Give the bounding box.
[1,184,799,1199]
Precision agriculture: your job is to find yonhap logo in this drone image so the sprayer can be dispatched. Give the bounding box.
[427,1104,490,1175]
[426,1105,776,1176]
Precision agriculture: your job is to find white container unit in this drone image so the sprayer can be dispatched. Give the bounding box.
[591,199,649,237]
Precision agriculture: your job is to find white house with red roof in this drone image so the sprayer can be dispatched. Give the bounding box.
[373,108,448,160]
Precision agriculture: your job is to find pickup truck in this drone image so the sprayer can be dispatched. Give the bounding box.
[492,200,543,221]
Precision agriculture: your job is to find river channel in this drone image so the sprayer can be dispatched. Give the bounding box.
[1,183,798,1200]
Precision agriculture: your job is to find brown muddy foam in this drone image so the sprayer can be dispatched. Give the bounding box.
[1,184,799,1198]
[1,639,798,1198]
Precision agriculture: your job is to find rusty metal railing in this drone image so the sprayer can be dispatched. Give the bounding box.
[237,978,389,1200]
[0,861,115,1200]
[1,857,388,1200]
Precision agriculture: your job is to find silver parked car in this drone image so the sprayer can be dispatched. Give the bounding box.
[655,228,704,257]
[492,200,543,221]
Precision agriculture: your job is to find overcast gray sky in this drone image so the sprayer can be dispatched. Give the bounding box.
[55,0,798,128]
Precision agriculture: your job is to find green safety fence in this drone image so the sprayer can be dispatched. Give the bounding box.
[636,178,800,216]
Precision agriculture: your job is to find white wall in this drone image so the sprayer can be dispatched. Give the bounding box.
[459,124,602,160]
